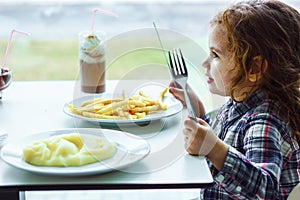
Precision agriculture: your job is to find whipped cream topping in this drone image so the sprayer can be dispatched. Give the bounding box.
[79,33,106,63]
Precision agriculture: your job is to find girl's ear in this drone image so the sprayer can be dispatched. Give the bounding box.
[248,55,268,82]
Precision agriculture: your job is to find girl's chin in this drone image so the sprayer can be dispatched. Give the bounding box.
[208,86,226,96]
[208,85,217,94]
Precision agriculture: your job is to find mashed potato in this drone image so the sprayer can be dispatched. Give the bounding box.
[23,133,117,167]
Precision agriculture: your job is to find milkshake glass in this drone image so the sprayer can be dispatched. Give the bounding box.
[79,31,106,93]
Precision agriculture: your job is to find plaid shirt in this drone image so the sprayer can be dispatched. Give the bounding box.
[200,90,300,200]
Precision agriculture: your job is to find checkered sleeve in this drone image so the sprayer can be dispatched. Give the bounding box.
[200,113,212,126]
[213,114,287,199]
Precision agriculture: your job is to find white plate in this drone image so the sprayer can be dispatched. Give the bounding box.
[63,93,183,126]
[0,128,150,176]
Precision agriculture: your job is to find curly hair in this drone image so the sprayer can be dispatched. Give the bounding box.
[210,0,300,145]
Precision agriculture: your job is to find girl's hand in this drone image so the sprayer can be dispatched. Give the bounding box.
[169,81,206,117]
[169,81,185,105]
[183,117,229,170]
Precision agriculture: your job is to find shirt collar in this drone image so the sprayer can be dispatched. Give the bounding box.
[218,89,268,121]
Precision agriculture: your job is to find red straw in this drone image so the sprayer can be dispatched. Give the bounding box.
[1,29,30,70]
[90,9,118,31]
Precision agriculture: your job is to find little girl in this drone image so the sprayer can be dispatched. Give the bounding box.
[169,0,300,199]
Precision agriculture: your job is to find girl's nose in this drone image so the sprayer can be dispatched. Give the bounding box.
[202,57,210,69]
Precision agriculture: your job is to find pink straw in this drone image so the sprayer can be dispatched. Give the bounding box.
[2,29,30,70]
[90,9,118,31]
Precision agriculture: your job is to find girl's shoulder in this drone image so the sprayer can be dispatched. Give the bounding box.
[243,98,285,128]
[241,89,284,123]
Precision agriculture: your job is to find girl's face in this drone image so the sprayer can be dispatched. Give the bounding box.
[202,25,238,96]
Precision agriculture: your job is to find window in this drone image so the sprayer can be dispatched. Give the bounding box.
[1,0,299,80]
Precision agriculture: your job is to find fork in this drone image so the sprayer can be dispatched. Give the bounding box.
[168,49,197,121]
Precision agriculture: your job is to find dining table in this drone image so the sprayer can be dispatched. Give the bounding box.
[0,80,214,200]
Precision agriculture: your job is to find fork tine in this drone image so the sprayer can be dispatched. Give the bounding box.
[168,51,176,76]
[174,49,183,75]
[168,49,188,77]
[178,48,187,75]
[168,51,173,68]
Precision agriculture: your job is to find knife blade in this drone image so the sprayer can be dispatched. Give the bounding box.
[153,22,171,71]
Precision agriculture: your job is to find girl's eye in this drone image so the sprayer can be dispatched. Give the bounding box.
[211,51,219,58]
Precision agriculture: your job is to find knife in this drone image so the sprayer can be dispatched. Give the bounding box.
[153,22,171,73]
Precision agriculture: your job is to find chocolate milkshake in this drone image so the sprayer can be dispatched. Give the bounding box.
[79,31,106,93]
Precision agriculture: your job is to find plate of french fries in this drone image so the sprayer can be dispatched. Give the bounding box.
[63,88,183,125]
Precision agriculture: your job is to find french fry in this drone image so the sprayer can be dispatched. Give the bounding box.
[139,96,159,105]
[68,104,82,115]
[82,111,126,120]
[138,91,149,98]
[132,105,160,113]
[128,100,147,107]
[68,88,169,120]
[97,100,129,114]
[81,98,121,108]
[80,97,105,107]
[158,88,168,110]
[134,112,146,119]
